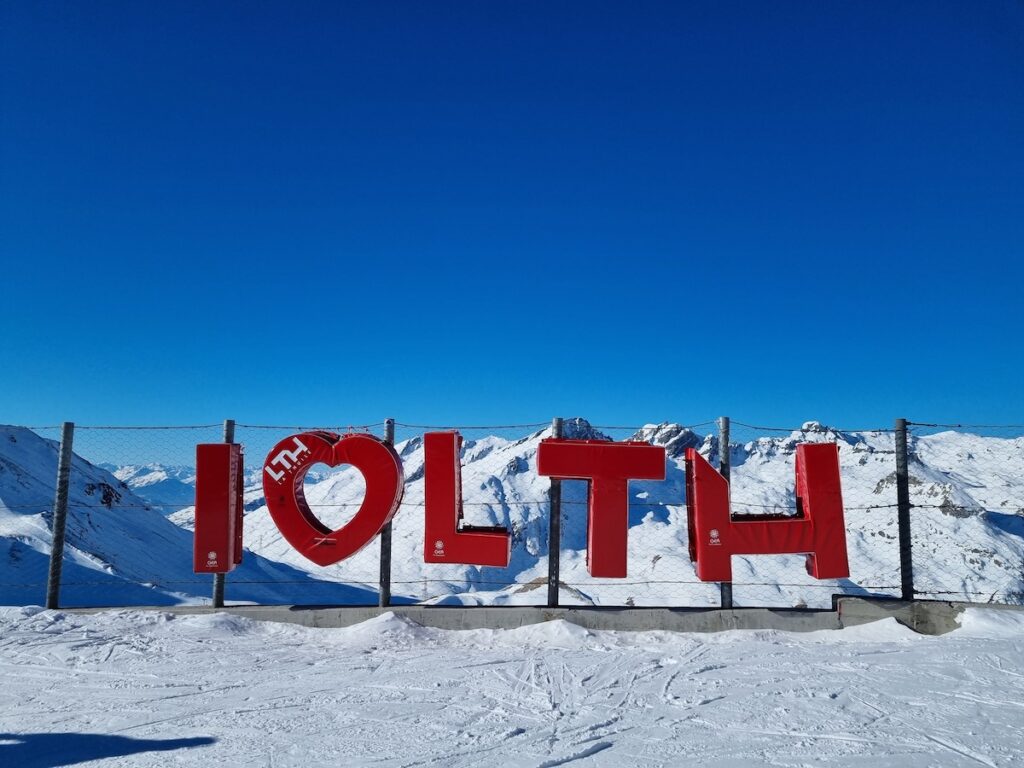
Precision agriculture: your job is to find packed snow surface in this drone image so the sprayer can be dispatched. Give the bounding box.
[1,607,1022,766]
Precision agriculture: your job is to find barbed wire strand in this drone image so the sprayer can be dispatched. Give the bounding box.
[1,501,926,512]
[0,579,911,590]
[236,423,385,431]
[907,421,1024,430]
[730,421,894,434]
[75,424,223,430]
[394,421,551,430]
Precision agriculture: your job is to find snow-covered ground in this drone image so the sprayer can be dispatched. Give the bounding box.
[1,606,1022,767]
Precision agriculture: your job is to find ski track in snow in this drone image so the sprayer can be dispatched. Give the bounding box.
[1,608,1023,767]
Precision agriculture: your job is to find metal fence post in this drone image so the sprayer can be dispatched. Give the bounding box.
[718,416,733,609]
[379,418,396,608]
[547,417,563,607]
[45,422,75,609]
[212,419,235,608]
[894,418,915,601]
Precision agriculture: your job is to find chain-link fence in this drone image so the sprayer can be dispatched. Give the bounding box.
[2,424,222,608]
[556,419,720,607]
[388,421,553,605]
[725,421,903,608]
[229,422,389,606]
[906,422,1024,604]
[0,424,65,605]
[3,417,1021,609]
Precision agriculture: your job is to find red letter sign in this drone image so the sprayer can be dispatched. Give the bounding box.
[537,439,666,577]
[194,443,244,573]
[423,431,511,567]
[262,431,404,566]
[684,444,849,582]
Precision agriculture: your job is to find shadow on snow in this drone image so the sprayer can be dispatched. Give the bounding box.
[0,732,215,768]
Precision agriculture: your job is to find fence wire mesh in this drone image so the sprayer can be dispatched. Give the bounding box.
[557,418,719,607]
[388,422,552,605]
[726,422,902,608]
[20,425,222,607]
[0,425,64,604]
[906,423,1024,604]
[232,422,387,606]
[3,417,1021,609]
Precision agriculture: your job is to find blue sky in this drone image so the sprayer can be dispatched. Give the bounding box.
[1,1,1022,430]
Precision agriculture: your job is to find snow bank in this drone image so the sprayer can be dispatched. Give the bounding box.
[955,606,1024,638]
[1,607,1022,767]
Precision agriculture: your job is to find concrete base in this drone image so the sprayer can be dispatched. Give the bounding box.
[835,597,1022,635]
[66,597,1023,636]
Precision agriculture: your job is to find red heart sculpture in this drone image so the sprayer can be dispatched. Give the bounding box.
[262,431,404,566]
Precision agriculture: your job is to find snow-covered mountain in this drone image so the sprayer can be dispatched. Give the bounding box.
[0,426,380,607]
[7,420,1023,608]
[110,462,342,516]
[100,463,197,515]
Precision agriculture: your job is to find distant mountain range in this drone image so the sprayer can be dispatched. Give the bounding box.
[99,463,197,515]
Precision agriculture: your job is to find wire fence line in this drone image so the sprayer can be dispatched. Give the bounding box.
[2,417,1022,610]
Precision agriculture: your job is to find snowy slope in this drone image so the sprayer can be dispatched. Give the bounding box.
[0,426,379,607]
[0,606,1022,767]
[100,463,197,515]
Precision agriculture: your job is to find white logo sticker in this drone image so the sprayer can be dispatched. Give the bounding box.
[264,437,310,482]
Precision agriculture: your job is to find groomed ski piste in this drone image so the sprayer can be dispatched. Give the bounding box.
[1,606,1022,766]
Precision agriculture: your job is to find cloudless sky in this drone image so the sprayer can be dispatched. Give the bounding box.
[1,1,1022,430]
